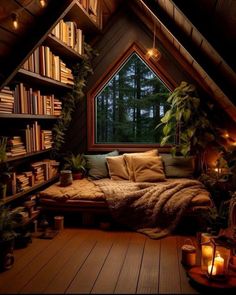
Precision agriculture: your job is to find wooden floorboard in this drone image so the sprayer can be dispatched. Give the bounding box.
[0,228,201,294]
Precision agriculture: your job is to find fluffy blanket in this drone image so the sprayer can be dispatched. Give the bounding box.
[93,178,209,239]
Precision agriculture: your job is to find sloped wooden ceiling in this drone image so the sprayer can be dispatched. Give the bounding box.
[0,0,235,122]
[129,0,236,122]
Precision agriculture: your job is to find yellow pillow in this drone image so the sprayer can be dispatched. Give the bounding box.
[106,155,129,180]
[132,156,166,182]
[123,149,159,181]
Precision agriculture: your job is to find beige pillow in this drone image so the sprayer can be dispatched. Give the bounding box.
[132,156,166,182]
[106,155,129,180]
[123,149,159,181]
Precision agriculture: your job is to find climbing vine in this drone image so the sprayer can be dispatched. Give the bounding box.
[52,42,97,157]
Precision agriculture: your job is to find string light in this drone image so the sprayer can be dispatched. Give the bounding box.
[39,0,47,8]
[146,21,161,60]
[11,13,19,30]
[8,0,47,31]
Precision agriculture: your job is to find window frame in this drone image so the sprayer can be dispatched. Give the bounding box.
[87,43,175,152]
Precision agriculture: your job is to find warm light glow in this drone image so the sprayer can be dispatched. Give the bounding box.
[208,253,224,276]
[39,0,47,8]
[224,133,230,138]
[146,21,161,61]
[11,13,18,30]
[146,48,161,60]
[202,245,213,259]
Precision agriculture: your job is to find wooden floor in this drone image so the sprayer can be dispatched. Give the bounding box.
[0,227,203,294]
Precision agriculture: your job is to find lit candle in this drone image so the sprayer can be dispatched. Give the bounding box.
[208,263,217,275]
[207,254,224,276]
[214,254,224,275]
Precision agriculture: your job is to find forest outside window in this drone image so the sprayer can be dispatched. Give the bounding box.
[95,53,171,145]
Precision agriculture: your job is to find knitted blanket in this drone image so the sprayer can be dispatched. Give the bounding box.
[93,178,208,239]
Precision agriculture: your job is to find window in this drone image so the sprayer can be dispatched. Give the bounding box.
[95,53,170,144]
[87,44,174,152]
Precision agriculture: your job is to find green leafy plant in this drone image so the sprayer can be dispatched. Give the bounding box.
[63,152,88,173]
[52,43,98,156]
[199,201,230,235]
[156,81,222,172]
[0,203,17,241]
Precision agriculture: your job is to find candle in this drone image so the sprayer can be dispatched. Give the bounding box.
[214,254,224,275]
[207,254,224,276]
[208,263,217,276]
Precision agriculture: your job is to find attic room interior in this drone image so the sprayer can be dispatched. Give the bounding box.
[0,0,236,293]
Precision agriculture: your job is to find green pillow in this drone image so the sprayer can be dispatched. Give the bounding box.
[161,154,195,178]
[84,150,119,179]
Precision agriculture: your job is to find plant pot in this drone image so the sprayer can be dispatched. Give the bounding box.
[0,238,15,271]
[72,172,83,180]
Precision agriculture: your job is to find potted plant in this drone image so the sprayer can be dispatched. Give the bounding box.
[0,203,17,271]
[0,137,11,199]
[156,81,221,173]
[63,152,88,180]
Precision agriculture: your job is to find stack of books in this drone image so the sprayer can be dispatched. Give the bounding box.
[60,62,74,85]
[6,136,27,157]
[0,86,14,114]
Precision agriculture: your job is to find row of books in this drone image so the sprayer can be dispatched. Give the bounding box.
[25,121,53,153]
[0,85,62,116]
[21,45,74,85]
[5,121,53,157]
[51,20,84,55]
[8,159,59,195]
[14,83,62,115]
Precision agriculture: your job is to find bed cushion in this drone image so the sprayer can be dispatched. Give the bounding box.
[161,154,195,178]
[84,150,119,179]
[38,178,105,201]
[123,149,159,181]
[132,156,166,182]
[106,155,129,180]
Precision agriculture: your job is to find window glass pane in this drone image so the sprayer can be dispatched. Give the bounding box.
[95,53,171,144]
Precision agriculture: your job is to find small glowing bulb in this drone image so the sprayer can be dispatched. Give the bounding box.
[39,0,46,8]
[11,13,19,30]
[146,48,161,60]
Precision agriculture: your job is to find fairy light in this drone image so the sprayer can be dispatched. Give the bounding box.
[146,21,161,60]
[11,13,19,30]
[39,0,47,8]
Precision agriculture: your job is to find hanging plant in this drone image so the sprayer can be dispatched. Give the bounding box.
[52,42,98,158]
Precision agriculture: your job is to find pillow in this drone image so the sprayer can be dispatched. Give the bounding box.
[161,154,195,178]
[84,150,119,179]
[106,155,129,180]
[123,149,159,181]
[132,156,166,182]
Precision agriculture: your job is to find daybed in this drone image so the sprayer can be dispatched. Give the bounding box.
[38,150,213,239]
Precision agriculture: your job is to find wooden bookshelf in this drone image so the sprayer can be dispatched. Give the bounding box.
[45,34,83,64]
[5,149,52,163]
[2,175,59,205]
[15,69,73,91]
[0,114,59,120]
[66,1,102,33]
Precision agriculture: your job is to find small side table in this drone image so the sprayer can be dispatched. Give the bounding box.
[187,266,236,290]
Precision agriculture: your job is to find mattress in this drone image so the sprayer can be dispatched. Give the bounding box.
[38,177,212,211]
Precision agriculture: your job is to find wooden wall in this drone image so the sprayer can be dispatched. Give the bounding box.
[62,6,197,154]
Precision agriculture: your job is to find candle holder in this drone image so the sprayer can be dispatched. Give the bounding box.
[201,236,231,281]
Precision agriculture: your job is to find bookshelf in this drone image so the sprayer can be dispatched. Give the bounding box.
[0,0,102,221]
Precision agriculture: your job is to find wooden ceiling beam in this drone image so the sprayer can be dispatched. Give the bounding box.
[141,0,236,105]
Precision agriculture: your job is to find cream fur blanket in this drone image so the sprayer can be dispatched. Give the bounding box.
[93,178,209,239]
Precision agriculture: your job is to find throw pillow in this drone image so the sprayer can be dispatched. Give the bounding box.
[123,149,159,181]
[132,156,166,182]
[161,154,195,178]
[106,155,129,180]
[84,150,119,179]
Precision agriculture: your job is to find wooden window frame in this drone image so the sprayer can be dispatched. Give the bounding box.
[87,42,174,152]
